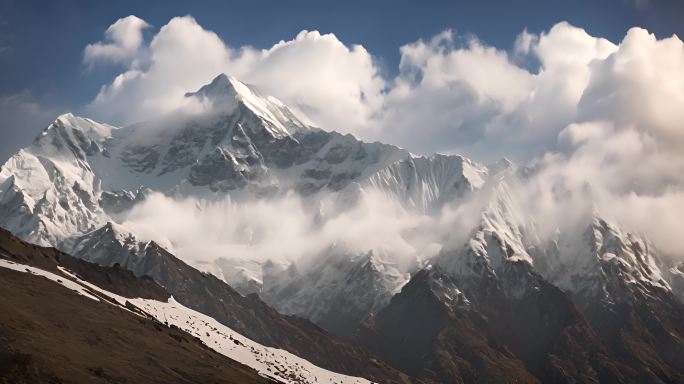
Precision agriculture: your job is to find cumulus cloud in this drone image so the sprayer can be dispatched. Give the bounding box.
[235,30,385,138]
[83,17,683,164]
[479,22,619,160]
[86,16,384,135]
[85,18,540,159]
[88,16,230,121]
[518,27,684,256]
[83,15,150,66]
[83,17,684,257]
[578,27,684,145]
[381,30,535,159]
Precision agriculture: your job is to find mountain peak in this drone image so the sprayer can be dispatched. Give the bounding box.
[46,113,113,135]
[185,73,307,137]
[185,73,237,100]
[212,72,230,83]
[30,113,113,159]
[51,113,89,130]
[184,73,269,107]
[55,112,75,122]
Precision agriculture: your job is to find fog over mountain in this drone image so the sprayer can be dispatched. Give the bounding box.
[1,9,684,384]
[75,16,684,262]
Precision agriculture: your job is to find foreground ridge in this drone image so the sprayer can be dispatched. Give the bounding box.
[0,228,379,384]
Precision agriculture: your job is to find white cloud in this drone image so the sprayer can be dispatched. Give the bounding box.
[83,16,684,256]
[88,16,230,122]
[527,27,684,255]
[478,22,619,161]
[236,30,385,138]
[578,27,684,145]
[398,31,534,111]
[83,17,684,163]
[86,16,384,135]
[121,190,438,273]
[83,15,150,66]
[380,30,535,158]
[520,120,684,256]
[534,22,617,69]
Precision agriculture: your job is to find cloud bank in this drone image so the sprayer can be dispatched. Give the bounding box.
[84,17,683,161]
[120,190,442,273]
[86,16,383,135]
[83,16,684,259]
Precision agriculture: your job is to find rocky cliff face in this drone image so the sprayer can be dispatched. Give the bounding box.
[355,164,684,382]
[0,227,406,384]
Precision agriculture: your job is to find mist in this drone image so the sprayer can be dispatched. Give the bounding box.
[117,182,512,279]
[122,190,426,272]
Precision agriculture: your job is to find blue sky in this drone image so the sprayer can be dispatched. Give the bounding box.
[0,0,683,160]
[2,0,682,109]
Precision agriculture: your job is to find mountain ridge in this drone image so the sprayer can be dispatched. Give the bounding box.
[1,73,683,383]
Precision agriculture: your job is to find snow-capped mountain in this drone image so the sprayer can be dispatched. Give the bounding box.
[262,246,414,337]
[359,152,487,213]
[543,217,672,301]
[393,167,684,382]
[1,73,683,382]
[0,73,488,331]
[0,73,680,311]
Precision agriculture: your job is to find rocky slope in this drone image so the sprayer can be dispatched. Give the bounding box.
[40,225,410,383]
[0,227,395,384]
[0,266,276,384]
[543,218,684,382]
[354,165,684,382]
